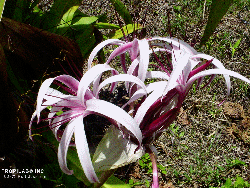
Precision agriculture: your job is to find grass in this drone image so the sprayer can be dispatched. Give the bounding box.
[107,0,250,187]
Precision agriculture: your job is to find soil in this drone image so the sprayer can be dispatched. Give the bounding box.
[79,1,250,187]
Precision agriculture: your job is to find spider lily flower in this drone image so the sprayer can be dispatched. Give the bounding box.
[89,37,250,188]
[29,64,147,184]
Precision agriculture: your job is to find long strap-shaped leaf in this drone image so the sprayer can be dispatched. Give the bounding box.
[200,0,234,45]
[110,0,132,25]
[0,0,6,22]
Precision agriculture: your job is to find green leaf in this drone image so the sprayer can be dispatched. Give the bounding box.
[231,38,242,58]
[233,38,242,49]
[224,178,232,187]
[57,6,79,29]
[12,0,30,22]
[94,22,120,29]
[102,175,130,188]
[108,23,142,39]
[41,0,81,32]
[145,179,150,187]
[5,58,26,94]
[110,0,132,24]
[73,16,98,26]
[67,147,92,186]
[179,131,185,137]
[61,173,81,188]
[74,25,96,59]
[200,0,233,45]
[42,163,63,182]
[0,0,6,21]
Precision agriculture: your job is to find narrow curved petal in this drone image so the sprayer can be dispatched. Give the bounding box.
[105,42,133,65]
[88,39,124,69]
[95,74,147,98]
[130,38,139,61]
[29,92,63,139]
[134,81,168,125]
[56,75,79,93]
[77,64,115,104]
[121,88,147,109]
[191,54,231,95]
[74,116,99,183]
[85,99,142,144]
[127,58,140,76]
[126,58,140,90]
[163,53,190,95]
[186,69,250,94]
[120,53,127,73]
[58,118,76,175]
[49,111,73,141]
[148,37,198,55]
[138,39,150,82]
[93,69,119,95]
[36,76,79,120]
[36,78,54,121]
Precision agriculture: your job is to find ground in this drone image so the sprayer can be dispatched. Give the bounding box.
[80,0,250,187]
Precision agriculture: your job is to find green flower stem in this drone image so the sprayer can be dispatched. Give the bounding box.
[94,169,116,188]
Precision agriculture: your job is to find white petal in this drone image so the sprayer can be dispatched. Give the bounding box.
[191,54,231,95]
[95,74,147,98]
[77,64,115,104]
[127,57,140,75]
[163,52,190,95]
[186,69,250,95]
[134,81,168,125]
[88,39,124,69]
[85,99,142,144]
[121,87,147,109]
[36,78,55,121]
[49,110,73,141]
[74,116,99,183]
[138,39,150,82]
[58,118,76,175]
[36,76,78,121]
[148,37,198,55]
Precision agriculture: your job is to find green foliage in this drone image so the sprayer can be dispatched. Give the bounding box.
[30,131,85,187]
[201,0,234,45]
[225,158,246,168]
[40,0,82,33]
[220,176,250,188]
[139,153,152,173]
[208,94,222,118]
[102,175,130,188]
[107,23,142,39]
[110,0,132,25]
[5,58,27,94]
[230,38,242,58]
[169,123,185,139]
[139,153,167,175]
[0,0,6,21]
[129,178,150,187]
[2,0,141,63]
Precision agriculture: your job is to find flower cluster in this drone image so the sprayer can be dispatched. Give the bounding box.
[29,37,250,187]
